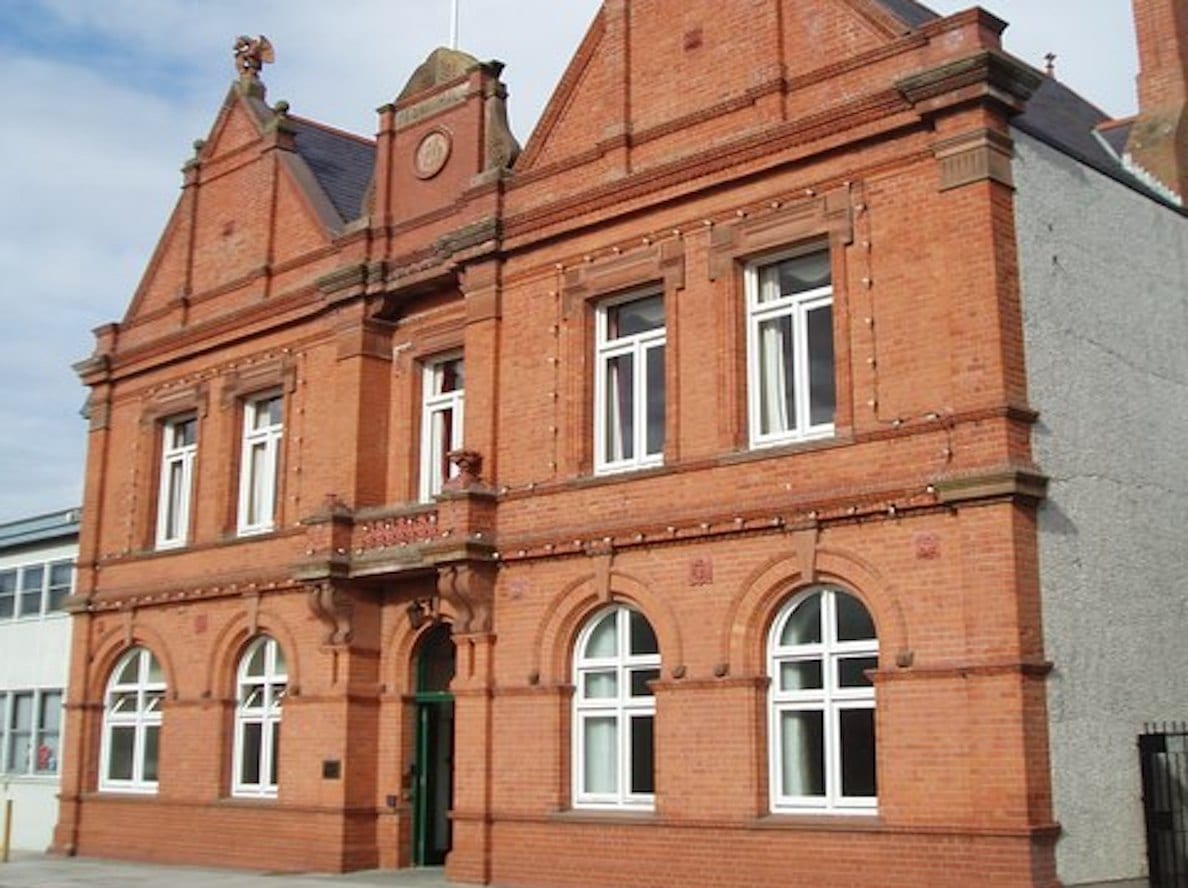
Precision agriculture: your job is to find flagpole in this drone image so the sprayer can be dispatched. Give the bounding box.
[450,0,460,49]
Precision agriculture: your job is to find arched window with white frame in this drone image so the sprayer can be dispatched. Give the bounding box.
[100,647,165,792]
[233,636,287,798]
[572,605,660,809]
[768,586,878,813]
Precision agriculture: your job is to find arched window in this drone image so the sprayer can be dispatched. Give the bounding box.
[100,647,165,792]
[768,586,878,813]
[572,606,660,809]
[233,636,287,798]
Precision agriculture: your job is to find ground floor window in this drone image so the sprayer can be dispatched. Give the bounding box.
[573,606,660,809]
[1,689,62,775]
[233,635,286,798]
[768,586,877,813]
[100,647,164,792]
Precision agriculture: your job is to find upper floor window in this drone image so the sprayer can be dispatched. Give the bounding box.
[746,250,835,448]
[1,689,62,776]
[233,636,287,798]
[595,293,666,475]
[420,354,465,501]
[768,587,877,814]
[100,647,164,793]
[0,559,73,620]
[573,606,660,809]
[155,414,197,549]
[237,392,283,536]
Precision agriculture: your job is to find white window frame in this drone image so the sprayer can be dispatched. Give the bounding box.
[2,689,63,776]
[768,586,878,814]
[745,249,836,449]
[594,291,667,475]
[236,391,283,536]
[572,606,660,810]
[99,648,164,793]
[0,559,73,621]
[155,414,198,549]
[419,352,465,501]
[232,636,287,799]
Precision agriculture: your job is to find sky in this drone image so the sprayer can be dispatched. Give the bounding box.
[0,0,1141,523]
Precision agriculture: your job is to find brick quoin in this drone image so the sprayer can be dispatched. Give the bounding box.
[58,2,1168,887]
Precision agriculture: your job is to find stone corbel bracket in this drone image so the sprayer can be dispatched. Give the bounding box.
[306,580,354,647]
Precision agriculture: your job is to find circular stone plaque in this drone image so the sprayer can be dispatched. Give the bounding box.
[414,130,451,179]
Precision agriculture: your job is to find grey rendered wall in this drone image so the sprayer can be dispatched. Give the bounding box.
[1013,129,1188,886]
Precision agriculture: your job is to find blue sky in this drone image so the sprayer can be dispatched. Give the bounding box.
[0,0,1140,522]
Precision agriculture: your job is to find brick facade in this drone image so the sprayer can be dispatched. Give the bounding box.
[56,3,1146,886]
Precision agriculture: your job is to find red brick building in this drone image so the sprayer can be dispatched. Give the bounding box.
[56,2,1188,887]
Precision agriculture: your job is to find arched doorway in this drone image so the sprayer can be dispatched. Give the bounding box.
[412,622,455,866]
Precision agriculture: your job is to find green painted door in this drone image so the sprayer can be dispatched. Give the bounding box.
[412,624,455,867]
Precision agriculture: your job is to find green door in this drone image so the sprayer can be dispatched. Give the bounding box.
[413,624,455,867]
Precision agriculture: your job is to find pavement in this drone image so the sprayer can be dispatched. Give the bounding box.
[0,852,472,887]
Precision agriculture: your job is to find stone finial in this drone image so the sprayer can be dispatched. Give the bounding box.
[234,35,274,78]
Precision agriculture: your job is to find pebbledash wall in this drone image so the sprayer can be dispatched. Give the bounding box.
[55,2,1188,888]
[0,509,78,851]
[1014,129,1188,887]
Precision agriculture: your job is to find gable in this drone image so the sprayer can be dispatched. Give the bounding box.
[519,0,920,177]
[120,87,362,334]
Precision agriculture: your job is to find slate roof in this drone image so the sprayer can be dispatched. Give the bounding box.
[290,118,375,224]
[875,0,939,29]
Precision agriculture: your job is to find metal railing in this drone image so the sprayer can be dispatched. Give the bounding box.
[1141,723,1188,887]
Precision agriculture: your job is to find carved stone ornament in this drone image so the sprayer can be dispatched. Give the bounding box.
[234,35,274,78]
[414,130,452,179]
[437,564,494,634]
[307,581,353,646]
[443,449,484,492]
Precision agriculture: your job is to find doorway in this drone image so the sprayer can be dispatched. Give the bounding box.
[412,622,455,867]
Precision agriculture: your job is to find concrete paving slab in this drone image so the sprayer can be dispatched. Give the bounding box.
[0,853,466,888]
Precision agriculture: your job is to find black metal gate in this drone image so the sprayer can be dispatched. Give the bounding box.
[1141,723,1188,887]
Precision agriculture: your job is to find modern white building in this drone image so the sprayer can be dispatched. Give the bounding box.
[0,508,78,852]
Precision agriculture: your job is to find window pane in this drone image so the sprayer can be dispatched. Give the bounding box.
[628,610,659,656]
[630,715,655,794]
[608,295,664,338]
[11,693,33,730]
[605,354,635,462]
[436,358,464,394]
[839,708,877,797]
[273,644,287,676]
[780,710,825,797]
[248,441,269,524]
[143,725,160,782]
[176,417,197,447]
[780,660,824,691]
[108,726,136,781]
[583,716,617,795]
[48,562,72,610]
[111,691,138,714]
[835,593,876,642]
[7,732,30,774]
[0,571,14,619]
[145,653,164,684]
[630,668,660,698]
[583,671,617,699]
[780,595,822,646]
[779,253,831,295]
[35,733,58,774]
[19,566,44,616]
[758,316,795,435]
[241,722,262,785]
[584,611,618,659]
[838,657,877,688]
[246,641,266,677]
[807,304,835,427]
[645,344,665,455]
[116,654,140,686]
[270,721,280,787]
[39,692,61,732]
[164,460,185,538]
